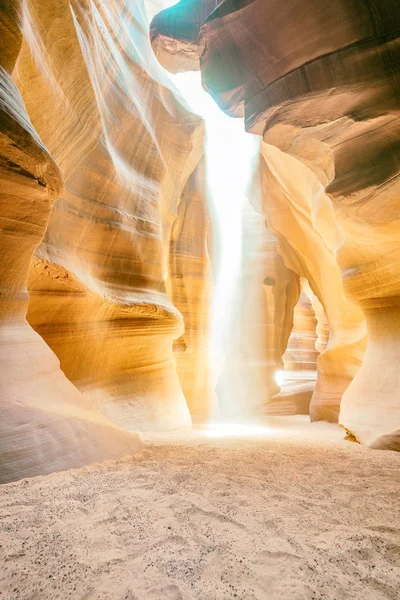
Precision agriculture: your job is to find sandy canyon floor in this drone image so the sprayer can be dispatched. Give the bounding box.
[0,416,399,600]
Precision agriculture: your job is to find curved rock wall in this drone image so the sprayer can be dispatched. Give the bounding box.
[284,287,320,379]
[150,0,368,425]
[0,2,141,483]
[259,144,367,423]
[151,0,400,448]
[274,280,327,416]
[168,160,211,421]
[13,0,206,431]
[197,0,400,447]
[1,0,210,481]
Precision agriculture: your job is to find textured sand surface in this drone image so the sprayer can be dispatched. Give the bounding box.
[0,417,399,600]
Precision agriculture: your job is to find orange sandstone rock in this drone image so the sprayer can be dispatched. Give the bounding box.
[0,2,141,483]
[13,0,206,431]
[197,0,400,447]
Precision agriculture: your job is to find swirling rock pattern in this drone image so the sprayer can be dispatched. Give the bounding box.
[13,0,207,432]
[259,143,367,423]
[199,0,400,447]
[0,2,141,483]
[0,0,211,481]
[152,0,400,448]
[150,0,368,424]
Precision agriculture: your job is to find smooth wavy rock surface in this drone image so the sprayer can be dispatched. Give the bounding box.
[12,0,207,432]
[152,0,400,447]
[0,4,141,483]
[0,0,212,481]
[259,144,367,423]
[150,0,368,426]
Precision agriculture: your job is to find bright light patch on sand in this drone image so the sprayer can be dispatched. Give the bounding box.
[274,370,286,387]
[204,423,274,438]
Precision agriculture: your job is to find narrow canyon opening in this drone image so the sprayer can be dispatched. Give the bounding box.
[1,0,399,597]
[172,71,265,426]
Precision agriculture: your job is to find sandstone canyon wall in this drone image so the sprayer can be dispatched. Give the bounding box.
[151,0,400,449]
[151,0,367,424]
[274,279,329,416]
[0,1,142,484]
[1,0,399,489]
[168,160,211,421]
[258,146,367,423]
[0,0,210,482]
[17,0,207,432]
[214,197,300,420]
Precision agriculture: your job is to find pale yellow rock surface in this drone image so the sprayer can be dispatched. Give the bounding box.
[151,0,400,448]
[259,145,367,423]
[215,198,300,419]
[284,287,320,378]
[13,0,207,432]
[0,2,141,484]
[1,0,211,482]
[150,0,369,428]
[168,161,212,421]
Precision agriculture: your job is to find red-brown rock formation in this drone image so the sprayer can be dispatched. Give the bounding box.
[151,0,400,448]
[199,0,400,447]
[150,0,222,72]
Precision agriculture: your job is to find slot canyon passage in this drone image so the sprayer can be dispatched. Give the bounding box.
[0,0,400,597]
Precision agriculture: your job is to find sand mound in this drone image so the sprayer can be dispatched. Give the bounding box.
[1,417,399,599]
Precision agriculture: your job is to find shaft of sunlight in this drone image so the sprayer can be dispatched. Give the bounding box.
[171,71,260,423]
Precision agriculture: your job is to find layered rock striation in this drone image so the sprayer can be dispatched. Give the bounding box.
[16,0,207,432]
[200,0,400,448]
[1,0,209,482]
[150,0,222,72]
[152,0,400,448]
[0,1,143,483]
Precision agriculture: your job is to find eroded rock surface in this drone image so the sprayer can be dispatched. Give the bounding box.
[198,0,400,447]
[259,144,367,423]
[0,0,211,481]
[150,0,222,72]
[0,2,141,483]
[168,161,211,421]
[151,0,400,448]
[15,0,207,432]
[150,0,368,425]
